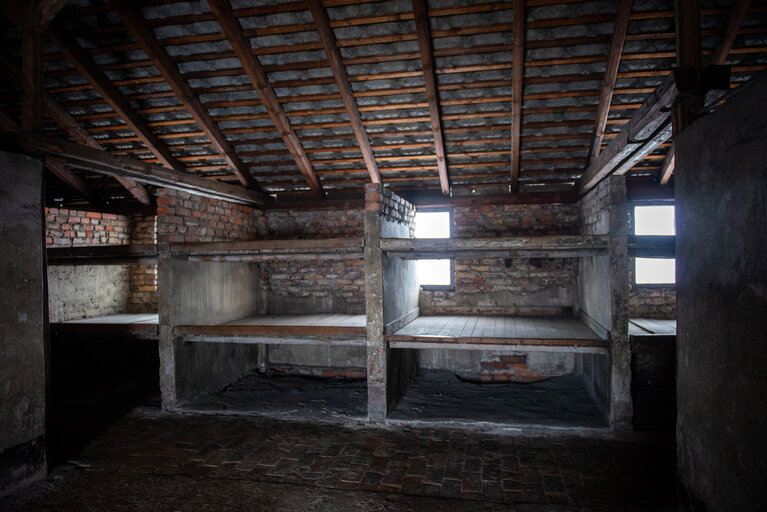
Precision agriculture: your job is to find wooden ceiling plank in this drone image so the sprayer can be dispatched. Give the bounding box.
[308,0,381,185]
[412,0,450,195]
[45,20,185,174]
[115,0,259,191]
[20,133,272,206]
[510,0,525,193]
[208,0,324,199]
[588,0,633,164]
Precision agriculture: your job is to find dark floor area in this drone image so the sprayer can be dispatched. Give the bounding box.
[186,371,368,419]
[2,412,675,511]
[390,370,607,429]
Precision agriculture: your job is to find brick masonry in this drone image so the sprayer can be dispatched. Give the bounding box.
[45,207,130,247]
[265,208,366,314]
[629,287,676,319]
[155,188,267,243]
[127,215,158,314]
[420,203,580,314]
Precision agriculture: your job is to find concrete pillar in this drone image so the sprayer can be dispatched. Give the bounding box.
[365,197,387,421]
[0,151,47,494]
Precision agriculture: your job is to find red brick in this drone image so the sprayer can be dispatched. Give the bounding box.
[86,211,102,219]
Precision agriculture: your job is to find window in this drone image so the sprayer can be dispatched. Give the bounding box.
[415,209,453,288]
[632,204,675,285]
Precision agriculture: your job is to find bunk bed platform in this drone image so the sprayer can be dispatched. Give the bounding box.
[51,313,159,340]
[629,318,676,336]
[175,314,367,345]
[386,315,608,354]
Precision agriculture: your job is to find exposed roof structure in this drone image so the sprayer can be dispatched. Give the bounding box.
[0,0,765,208]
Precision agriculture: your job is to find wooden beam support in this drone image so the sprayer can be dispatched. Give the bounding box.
[308,0,381,185]
[510,0,526,193]
[37,0,67,31]
[115,0,259,191]
[0,59,152,205]
[209,0,324,198]
[45,158,98,202]
[577,72,685,193]
[711,0,751,65]
[46,20,185,173]
[659,141,675,185]
[21,1,43,131]
[588,0,633,163]
[412,0,450,195]
[18,133,272,206]
[673,0,702,131]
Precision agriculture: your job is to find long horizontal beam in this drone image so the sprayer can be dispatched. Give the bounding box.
[18,133,272,206]
[577,72,687,193]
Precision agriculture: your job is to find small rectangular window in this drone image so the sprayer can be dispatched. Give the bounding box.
[415,210,453,288]
[632,204,675,285]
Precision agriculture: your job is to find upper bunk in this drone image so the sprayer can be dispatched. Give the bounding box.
[379,235,609,259]
[51,313,159,340]
[47,244,158,265]
[166,237,364,262]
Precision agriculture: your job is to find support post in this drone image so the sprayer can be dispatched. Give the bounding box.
[365,183,387,421]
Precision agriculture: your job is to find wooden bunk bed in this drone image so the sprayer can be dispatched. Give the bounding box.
[47,244,159,340]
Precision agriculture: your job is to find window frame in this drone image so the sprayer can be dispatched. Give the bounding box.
[629,200,676,288]
[415,207,455,291]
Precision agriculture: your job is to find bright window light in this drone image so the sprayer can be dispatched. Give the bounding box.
[414,211,450,238]
[634,205,675,235]
[635,258,676,284]
[415,211,452,287]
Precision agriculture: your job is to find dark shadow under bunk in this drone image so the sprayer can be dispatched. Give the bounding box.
[388,369,607,429]
[183,371,368,420]
[51,313,159,340]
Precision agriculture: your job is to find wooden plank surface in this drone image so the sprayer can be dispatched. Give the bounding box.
[391,315,605,344]
[64,313,159,324]
[629,318,677,335]
[176,314,366,339]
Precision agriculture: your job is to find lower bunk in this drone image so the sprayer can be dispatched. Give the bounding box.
[171,314,368,420]
[383,314,610,429]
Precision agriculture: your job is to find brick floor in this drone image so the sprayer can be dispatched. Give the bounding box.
[2,412,675,511]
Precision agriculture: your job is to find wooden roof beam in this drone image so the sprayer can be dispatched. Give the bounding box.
[412,0,450,195]
[308,0,381,185]
[46,20,185,173]
[208,0,324,199]
[577,72,687,193]
[115,0,260,191]
[510,0,526,193]
[0,59,152,205]
[588,0,633,164]
[18,133,272,206]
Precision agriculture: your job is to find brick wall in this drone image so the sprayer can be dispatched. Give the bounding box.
[127,215,157,313]
[45,208,130,247]
[364,184,416,234]
[420,203,580,314]
[265,208,365,314]
[155,189,267,243]
[629,287,676,319]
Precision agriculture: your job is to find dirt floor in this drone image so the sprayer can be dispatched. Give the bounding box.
[2,410,675,511]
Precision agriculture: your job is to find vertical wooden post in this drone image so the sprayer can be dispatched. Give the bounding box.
[673,0,702,132]
[21,1,43,131]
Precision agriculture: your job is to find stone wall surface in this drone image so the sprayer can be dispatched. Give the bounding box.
[0,152,46,494]
[676,71,767,512]
[420,203,580,314]
[156,188,267,243]
[47,265,131,322]
[45,208,130,247]
[629,287,676,319]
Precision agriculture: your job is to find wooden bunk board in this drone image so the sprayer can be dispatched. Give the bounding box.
[52,313,159,340]
[175,314,366,345]
[386,315,608,354]
[629,318,677,343]
[169,238,364,262]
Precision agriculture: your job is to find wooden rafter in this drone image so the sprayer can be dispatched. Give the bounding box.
[577,72,686,193]
[510,0,525,193]
[46,20,186,173]
[37,0,67,31]
[588,0,633,163]
[0,59,152,205]
[19,133,272,206]
[659,141,675,185]
[711,0,752,65]
[208,0,324,198]
[115,0,259,191]
[308,0,381,185]
[412,0,449,195]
